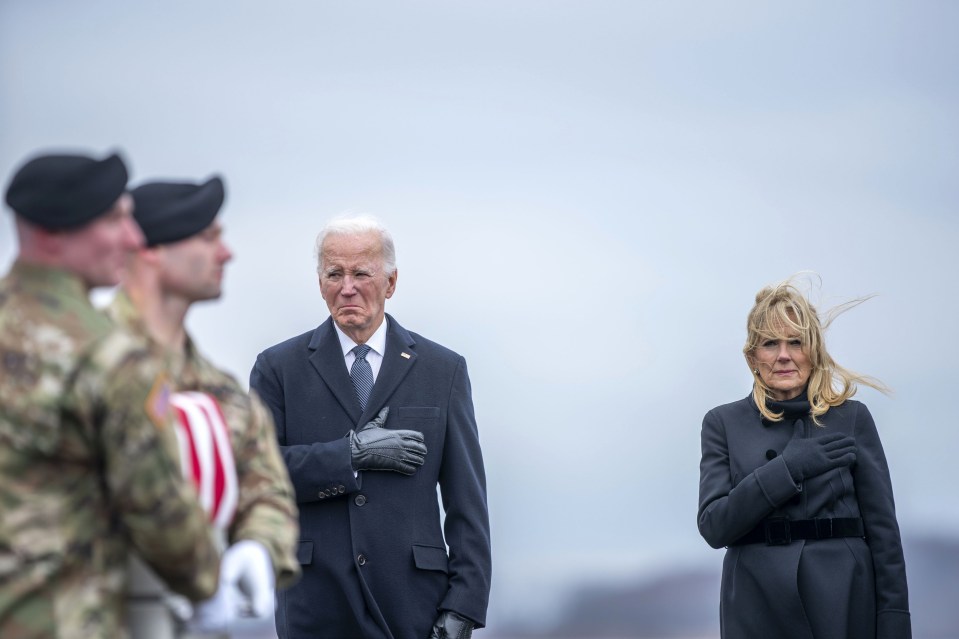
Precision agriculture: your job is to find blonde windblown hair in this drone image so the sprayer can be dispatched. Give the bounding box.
[743,277,888,424]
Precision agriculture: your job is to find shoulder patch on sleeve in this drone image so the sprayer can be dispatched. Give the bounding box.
[145,372,172,429]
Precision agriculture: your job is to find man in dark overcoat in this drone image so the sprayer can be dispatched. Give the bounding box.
[250,215,491,639]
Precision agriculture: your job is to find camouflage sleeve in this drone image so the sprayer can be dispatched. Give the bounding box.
[229,389,301,590]
[80,333,221,602]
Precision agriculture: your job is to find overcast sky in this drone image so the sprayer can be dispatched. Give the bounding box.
[3,1,958,631]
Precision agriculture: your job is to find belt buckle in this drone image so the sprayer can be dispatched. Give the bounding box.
[765,517,791,545]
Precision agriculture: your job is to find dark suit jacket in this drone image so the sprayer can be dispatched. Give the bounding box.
[251,315,491,639]
[698,395,910,639]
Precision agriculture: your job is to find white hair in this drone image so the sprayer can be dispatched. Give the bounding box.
[313,214,396,276]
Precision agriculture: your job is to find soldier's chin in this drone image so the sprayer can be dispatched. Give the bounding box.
[193,287,224,302]
[89,272,123,289]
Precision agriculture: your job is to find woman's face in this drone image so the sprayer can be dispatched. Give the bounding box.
[750,327,812,401]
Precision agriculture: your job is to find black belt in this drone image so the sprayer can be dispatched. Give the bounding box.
[733,517,864,546]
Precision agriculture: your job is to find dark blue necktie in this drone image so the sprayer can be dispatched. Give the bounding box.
[350,344,374,410]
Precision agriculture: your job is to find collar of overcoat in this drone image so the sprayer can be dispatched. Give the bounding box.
[306,313,419,429]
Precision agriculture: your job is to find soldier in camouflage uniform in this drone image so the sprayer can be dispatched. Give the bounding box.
[0,151,221,639]
[107,175,300,637]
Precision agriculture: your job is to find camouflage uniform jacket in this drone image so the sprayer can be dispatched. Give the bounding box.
[0,262,220,639]
[108,291,300,589]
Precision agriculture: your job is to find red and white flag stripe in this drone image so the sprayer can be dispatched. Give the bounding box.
[170,391,238,530]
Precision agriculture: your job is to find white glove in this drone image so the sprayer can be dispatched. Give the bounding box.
[189,540,276,632]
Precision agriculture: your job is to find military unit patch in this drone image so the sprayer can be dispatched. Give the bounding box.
[144,373,172,429]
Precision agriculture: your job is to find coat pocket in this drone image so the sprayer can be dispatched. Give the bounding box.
[395,406,440,421]
[395,406,441,433]
[296,540,314,565]
[412,543,449,573]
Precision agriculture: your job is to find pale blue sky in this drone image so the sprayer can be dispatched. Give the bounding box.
[3,1,957,629]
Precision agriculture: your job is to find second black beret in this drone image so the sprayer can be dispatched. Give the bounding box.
[131,176,225,246]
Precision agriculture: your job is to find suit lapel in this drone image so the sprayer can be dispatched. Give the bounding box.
[308,318,363,425]
[361,315,417,424]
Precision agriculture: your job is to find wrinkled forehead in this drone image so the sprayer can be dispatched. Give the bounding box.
[320,232,384,270]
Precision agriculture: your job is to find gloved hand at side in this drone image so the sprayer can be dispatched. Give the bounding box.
[781,420,857,482]
[349,407,427,475]
[427,610,475,639]
[188,539,275,632]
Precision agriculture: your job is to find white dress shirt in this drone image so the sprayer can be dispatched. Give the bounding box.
[332,316,388,383]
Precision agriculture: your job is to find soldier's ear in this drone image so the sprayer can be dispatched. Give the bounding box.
[36,226,65,255]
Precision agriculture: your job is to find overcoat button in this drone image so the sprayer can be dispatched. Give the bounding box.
[318,491,326,499]
[355,495,367,506]
[338,485,346,493]
[766,449,777,460]
[357,554,367,566]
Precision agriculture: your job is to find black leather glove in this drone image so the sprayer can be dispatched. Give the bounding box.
[349,407,427,475]
[781,420,856,482]
[427,610,474,639]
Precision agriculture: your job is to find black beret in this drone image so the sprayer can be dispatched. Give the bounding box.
[131,176,225,246]
[4,152,129,230]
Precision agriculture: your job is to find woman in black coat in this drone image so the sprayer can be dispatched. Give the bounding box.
[698,281,911,639]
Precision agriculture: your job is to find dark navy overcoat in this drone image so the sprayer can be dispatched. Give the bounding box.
[251,315,491,639]
[698,395,910,639]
